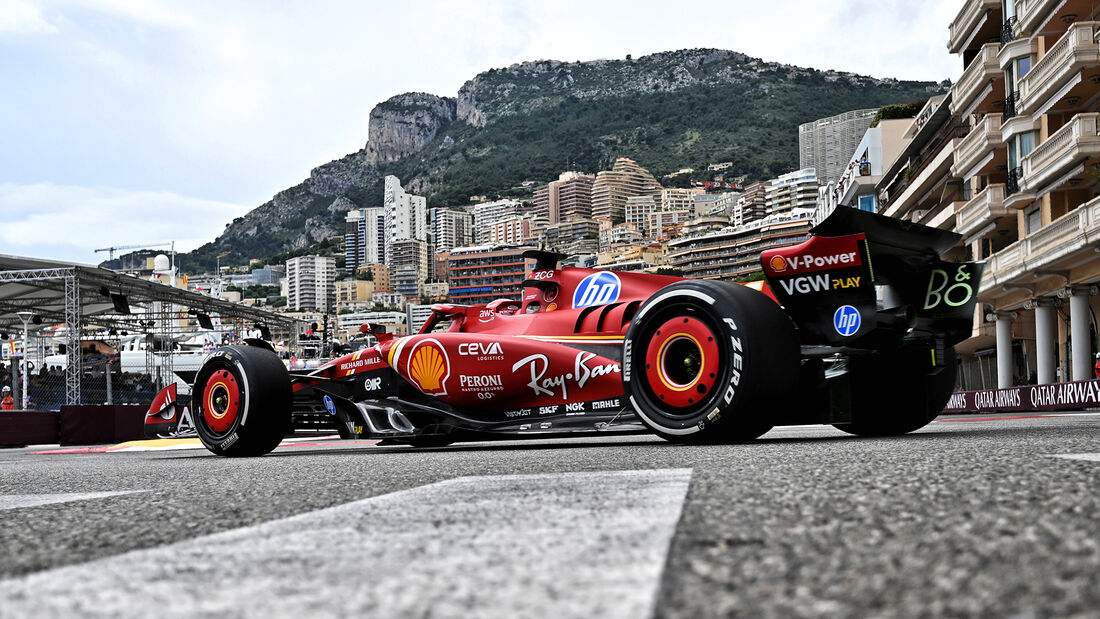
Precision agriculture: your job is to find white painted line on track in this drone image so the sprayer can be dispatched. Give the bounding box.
[1049,453,1100,462]
[0,469,693,618]
[0,491,146,511]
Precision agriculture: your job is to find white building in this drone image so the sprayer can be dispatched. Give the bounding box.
[286,255,336,312]
[345,207,385,273]
[472,199,522,244]
[766,168,820,214]
[383,175,428,265]
[798,109,877,185]
[430,208,473,254]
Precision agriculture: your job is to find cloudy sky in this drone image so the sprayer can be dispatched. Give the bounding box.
[0,0,961,264]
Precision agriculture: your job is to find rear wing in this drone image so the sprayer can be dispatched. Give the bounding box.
[762,207,983,347]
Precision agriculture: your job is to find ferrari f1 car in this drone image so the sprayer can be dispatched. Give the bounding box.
[146,207,982,456]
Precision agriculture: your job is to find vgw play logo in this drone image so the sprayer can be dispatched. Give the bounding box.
[573,272,621,308]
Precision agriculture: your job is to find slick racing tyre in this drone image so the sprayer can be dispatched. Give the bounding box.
[193,345,291,457]
[833,346,957,437]
[622,280,800,443]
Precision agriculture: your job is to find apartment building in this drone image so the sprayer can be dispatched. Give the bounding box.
[734,182,770,227]
[383,176,427,265]
[489,215,537,245]
[334,279,375,312]
[286,255,336,312]
[389,239,430,299]
[944,0,1100,389]
[544,218,601,256]
[533,172,594,224]
[799,109,878,184]
[765,168,820,213]
[816,117,912,223]
[447,245,536,305]
[659,188,704,212]
[625,195,657,236]
[430,208,473,254]
[472,199,522,244]
[344,207,384,273]
[591,157,661,221]
[355,263,391,292]
[667,209,815,281]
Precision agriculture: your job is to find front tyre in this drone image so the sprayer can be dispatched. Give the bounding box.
[193,345,291,456]
[622,280,800,443]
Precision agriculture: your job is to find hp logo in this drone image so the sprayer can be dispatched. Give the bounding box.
[323,395,337,416]
[573,272,622,308]
[833,305,861,337]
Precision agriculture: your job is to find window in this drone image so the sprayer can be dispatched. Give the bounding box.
[1026,208,1042,234]
[1016,56,1031,79]
[1008,131,1037,170]
[858,195,876,212]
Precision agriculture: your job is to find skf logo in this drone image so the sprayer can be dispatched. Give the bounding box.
[407,338,450,395]
[769,255,788,273]
[573,271,621,308]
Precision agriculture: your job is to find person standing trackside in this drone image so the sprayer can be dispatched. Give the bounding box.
[1,386,14,410]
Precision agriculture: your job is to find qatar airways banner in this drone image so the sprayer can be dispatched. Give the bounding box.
[943,379,1100,413]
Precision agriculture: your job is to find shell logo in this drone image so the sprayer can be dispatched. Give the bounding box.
[769,255,788,273]
[407,338,450,395]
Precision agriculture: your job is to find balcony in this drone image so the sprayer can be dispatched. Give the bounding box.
[880,136,962,219]
[982,195,1100,291]
[1020,112,1100,195]
[949,0,1002,54]
[951,115,1004,179]
[924,201,965,231]
[1018,0,1095,39]
[1017,21,1100,117]
[956,184,1009,238]
[949,44,1003,117]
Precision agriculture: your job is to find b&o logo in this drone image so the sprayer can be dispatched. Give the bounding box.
[833,305,861,337]
[573,272,621,308]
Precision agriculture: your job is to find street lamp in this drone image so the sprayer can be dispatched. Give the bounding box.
[15,311,34,410]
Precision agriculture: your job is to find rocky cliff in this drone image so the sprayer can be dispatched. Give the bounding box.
[180,48,946,271]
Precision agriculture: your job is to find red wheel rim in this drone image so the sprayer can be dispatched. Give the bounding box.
[202,369,240,433]
[643,316,720,408]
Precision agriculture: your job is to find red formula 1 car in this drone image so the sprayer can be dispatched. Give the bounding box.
[146,207,982,456]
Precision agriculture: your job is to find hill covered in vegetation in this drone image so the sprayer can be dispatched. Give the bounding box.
[178,49,946,271]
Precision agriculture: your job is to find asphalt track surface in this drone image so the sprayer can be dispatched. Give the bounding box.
[0,413,1098,618]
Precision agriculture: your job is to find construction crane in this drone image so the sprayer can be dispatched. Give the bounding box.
[94,242,174,263]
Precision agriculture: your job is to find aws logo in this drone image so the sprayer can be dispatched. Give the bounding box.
[573,272,621,308]
[407,338,450,395]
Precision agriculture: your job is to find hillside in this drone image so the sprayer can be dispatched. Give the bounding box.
[179,49,946,271]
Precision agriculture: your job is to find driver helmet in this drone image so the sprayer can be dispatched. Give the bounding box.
[2,386,10,393]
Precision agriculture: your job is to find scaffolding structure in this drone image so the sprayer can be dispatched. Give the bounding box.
[0,255,301,406]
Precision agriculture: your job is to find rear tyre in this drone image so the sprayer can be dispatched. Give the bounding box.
[833,346,957,437]
[193,345,291,456]
[622,280,800,443]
